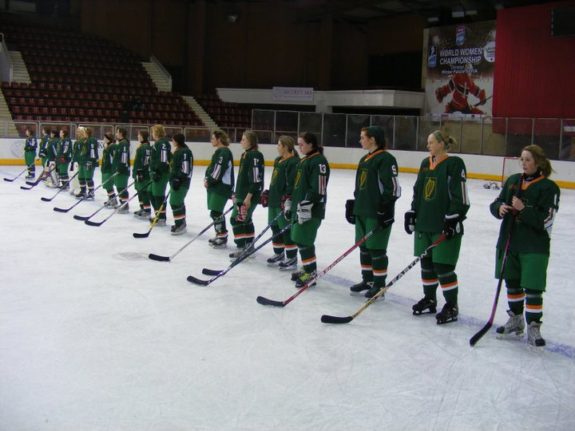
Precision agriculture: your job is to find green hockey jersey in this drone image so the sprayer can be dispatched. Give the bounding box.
[170,146,194,187]
[268,154,299,207]
[235,148,264,201]
[292,151,330,220]
[205,147,234,198]
[150,137,171,174]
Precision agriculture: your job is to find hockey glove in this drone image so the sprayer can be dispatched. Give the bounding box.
[282,195,292,220]
[442,214,463,239]
[404,210,416,235]
[152,170,161,182]
[297,200,313,225]
[260,189,269,208]
[236,203,248,222]
[136,169,145,182]
[345,199,356,225]
[171,177,182,191]
[377,203,394,228]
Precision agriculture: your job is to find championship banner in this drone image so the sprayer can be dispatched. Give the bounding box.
[425,21,496,117]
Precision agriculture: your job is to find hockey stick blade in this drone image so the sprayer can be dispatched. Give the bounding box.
[256,296,286,307]
[85,219,105,227]
[186,275,211,286]
[469,323,493,347]
[202,268,223,276]
[40,196,54,202]
[20,185,34,190]
[133,231,151,239]
[148,253,170,262]
[73,214,90,221]
[320,315,354,324]
[54,206,73,213]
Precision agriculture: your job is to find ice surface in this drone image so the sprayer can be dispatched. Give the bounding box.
[1,164,574,431]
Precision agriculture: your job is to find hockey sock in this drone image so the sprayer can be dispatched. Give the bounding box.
[421,256,438,301]
[231,217,246,247]
[283,227,297,259]
[87,179,94,194]
[504,279,524,315]
[271,224,285,255]
[139,189,151,208]
[359,246,374,283]
[435,263,458,305]
[245,221,255,246]
[298,245,317,274]
[173,205,186,227]
[211,210,228,237]
[370,249,388,288]
[525,289,543,324]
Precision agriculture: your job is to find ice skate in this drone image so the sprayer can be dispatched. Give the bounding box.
[364,284,384,299]
[266,253,284,265]
[209,236,228,248]
[295,271,316,289]
[527,321,546,347]
[170,222,187,236]
[278,257,297,271]
[412,297,437,315]
[436,303,458,325]
[349,280,372,293]
[496,310,525,337]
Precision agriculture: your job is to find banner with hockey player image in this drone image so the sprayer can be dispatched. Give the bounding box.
[425,21,495,117]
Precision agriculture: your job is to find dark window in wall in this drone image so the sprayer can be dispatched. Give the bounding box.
[368,52,422,91]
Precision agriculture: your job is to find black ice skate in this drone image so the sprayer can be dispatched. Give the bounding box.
[349,281,372,293]
[412,297,437,315]
[436,303,458,325]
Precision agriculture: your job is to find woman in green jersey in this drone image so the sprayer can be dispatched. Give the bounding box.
[149,124,172,224]
[169,133,194,235]
[265,135,300,271]
[133,130,152,219]
[490,144,560,347]
[290,132,330,288]
[101,133,116,206]
[405,130,470,324]
[229,130,264,259]
[204,130,234,248]
[346,126,401,299]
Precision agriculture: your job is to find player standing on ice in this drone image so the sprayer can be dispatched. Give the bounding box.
[204,130,234,248]
[435,63,487,115]
[23,127,37,180]
[290,132,330,288]
[76,127,99,200]
[168,133,194,236]
[405,130,470,324]
[490,145,560,346]
[264,135,300,271]
[229,131,264,258]
[346,126,401,299]
[149,124,172,224]
[133,130,152,220]
[101,133,116,207]
[113,128,131,213]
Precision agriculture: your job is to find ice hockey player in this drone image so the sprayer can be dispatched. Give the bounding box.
[168,133,194,235]
[23,128,37,180]
[406,130,470,324]
[229,130,264,259]
[149,124,172,224]
[264,135,300,271]
[490,144,560,346]
[346,126,401,299]
[133,130,152,219]
[101,133,117,207]
[204,130,234,248]
[75,127,99,200]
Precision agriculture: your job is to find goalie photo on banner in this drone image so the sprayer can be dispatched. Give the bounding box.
[425,21,496,117]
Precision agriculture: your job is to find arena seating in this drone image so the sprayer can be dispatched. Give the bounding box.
[0,19,203,126]
[195,94,252,129]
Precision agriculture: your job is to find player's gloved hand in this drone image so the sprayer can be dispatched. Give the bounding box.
[442,214,463,239]
[136,169,144,182]
[236,203,248,222]
[404,210,416,235]
[435,87,444,103]
[152,170,161,182]
[260,189,269,208]
[478,89,487,105]
[345,199,355,225]
[377,203,394,228]
[282,195,292,220]
[171,177,182,191]
[297,200,313,225]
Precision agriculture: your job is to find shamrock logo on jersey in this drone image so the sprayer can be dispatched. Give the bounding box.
[424,177,437,201]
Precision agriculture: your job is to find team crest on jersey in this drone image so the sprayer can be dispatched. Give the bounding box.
[359,169,368,189]
[294,171,302,188]
[271,169,278,184]
[424,177,437,201]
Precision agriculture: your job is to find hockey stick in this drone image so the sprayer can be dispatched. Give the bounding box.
[469,179,523,346]
[3,167,29,182]
[201,211,285,274]
[85,181,149,227]
[321,235,447,324]
[73,180,135,221]
[133,191,171,239]
[20,165,56,190]
[186,223,293,286]
[468,232,513,346]
[40,170,80,202]
[53,172,119,213]
[148,206,234,261]
[256,226,380,308]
